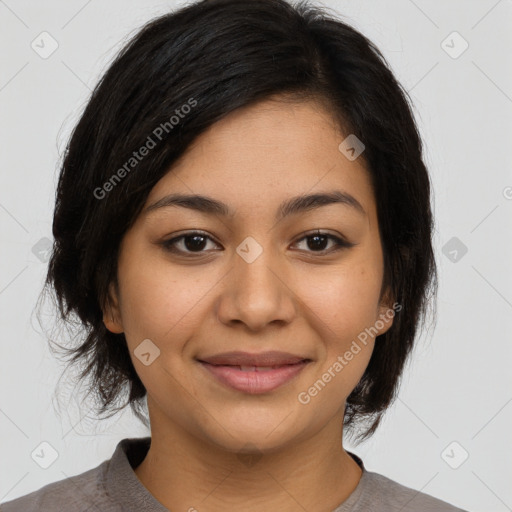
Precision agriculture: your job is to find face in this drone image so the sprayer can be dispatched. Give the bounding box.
[104,96,394,453]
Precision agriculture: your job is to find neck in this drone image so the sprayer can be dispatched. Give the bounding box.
[134,411,362,512]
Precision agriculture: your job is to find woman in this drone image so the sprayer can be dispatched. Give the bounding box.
[1,0,469,510]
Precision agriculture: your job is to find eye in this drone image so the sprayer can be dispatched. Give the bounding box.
[292,230,355,254]
[161,231,220,255]
[160,230,355,257]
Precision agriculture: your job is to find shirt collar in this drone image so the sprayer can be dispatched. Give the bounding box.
[106,437,169,511]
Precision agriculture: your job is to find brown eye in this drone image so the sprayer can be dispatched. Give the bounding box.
[293,231,355,254]
[162,231,220,255]
[182,234,208,251]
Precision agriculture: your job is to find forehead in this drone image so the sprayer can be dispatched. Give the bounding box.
[144,98,375,220]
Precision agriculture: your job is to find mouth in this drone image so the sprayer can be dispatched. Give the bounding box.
[196,351,312,394]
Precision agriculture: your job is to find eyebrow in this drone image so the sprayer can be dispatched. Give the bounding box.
[144,190,366,221]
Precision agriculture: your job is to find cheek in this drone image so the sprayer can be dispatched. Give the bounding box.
[117,251,217,345]
[298,259,383,338]
[292,260,382,391]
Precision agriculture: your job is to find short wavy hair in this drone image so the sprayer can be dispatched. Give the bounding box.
[39,0,437,443]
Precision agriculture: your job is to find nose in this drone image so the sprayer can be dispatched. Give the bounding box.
[216,240,297,332]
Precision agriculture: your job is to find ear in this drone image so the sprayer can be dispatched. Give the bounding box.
[375,287,397,337]
[103,281,124,334]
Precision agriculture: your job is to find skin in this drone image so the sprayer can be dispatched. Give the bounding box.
[104,95,394,512]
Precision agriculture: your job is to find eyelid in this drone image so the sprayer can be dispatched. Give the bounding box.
[293,229,353,246]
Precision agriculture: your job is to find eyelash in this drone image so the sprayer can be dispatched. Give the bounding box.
[161,230,355,257]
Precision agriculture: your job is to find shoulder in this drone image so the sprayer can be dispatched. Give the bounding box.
[357,470,469,512]
[0,459,118,512]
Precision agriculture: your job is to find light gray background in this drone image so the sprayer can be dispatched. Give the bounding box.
[1,1,511,511]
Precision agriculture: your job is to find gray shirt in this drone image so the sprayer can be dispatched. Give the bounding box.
[0,437,468,511]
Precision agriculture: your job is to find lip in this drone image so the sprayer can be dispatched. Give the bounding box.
[196,351,312,394]
[197,350,309,367]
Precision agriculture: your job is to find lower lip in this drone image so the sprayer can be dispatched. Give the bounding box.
[198,361,310,394]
